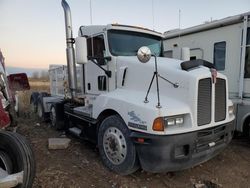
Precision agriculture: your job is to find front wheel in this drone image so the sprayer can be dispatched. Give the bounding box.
[98,115,139,175]
[243,118,250,138]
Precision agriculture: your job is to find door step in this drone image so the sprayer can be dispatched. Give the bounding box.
[73,105,92,117]
[68,127,82,137]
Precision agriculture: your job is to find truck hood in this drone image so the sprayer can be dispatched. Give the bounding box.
[115,56,221,95]
[92,56,231,135]
[115,55,226,115]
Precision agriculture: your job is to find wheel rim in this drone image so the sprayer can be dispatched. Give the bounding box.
[103,127,127,165]
[0,151,13,174]
[37,104,43,118]
[50,107,56,127]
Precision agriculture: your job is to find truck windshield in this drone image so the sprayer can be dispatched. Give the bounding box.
[108,30,162,56]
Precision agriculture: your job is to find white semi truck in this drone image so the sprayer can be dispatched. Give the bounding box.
[32,0,235,174]
[164,12,250,138]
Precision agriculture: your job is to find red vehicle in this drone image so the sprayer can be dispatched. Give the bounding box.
[0,93,10,128]
[0,50,35,188]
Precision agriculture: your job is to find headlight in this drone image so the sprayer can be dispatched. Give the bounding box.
[165,116,184,126]
[228,105,234,115]
[152,115,185,132]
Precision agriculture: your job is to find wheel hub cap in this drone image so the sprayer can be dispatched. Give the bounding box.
[103,127,127,165]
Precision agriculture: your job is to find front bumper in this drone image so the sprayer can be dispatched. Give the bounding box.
[130,121,234,173]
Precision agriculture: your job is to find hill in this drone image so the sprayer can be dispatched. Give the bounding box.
[6,66,48,77]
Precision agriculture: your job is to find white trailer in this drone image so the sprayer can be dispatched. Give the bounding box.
[33,0,235,174]
[164,12,250,138]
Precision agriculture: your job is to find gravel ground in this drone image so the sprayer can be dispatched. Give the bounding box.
[15,81,250,188]
[16,115,250,188]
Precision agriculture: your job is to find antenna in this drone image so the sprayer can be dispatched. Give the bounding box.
[178,9,181,39]
[152,0,155,30]
[89,0,93,25]
[89,0,94,57]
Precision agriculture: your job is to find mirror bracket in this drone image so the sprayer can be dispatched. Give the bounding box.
[88,57,112,78]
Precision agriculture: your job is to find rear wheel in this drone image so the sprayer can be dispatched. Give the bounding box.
[0,131,35,188]
[50,104,65,130]
[30,92,39,114]
[50,106,57,127]
[98,115,139,175]
[37,102,43,119]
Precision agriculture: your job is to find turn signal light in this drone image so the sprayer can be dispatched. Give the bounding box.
[153,117,165,132]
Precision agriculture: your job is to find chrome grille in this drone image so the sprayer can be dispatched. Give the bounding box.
[197,78,212,126]
[215,78,226,122]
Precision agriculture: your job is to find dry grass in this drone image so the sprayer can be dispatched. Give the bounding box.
[18,79,50,113]
[28,80,50,92]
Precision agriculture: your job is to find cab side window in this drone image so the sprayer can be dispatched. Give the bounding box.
[87,35,106,65]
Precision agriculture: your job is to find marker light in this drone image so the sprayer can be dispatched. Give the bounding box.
[153,117,165,132]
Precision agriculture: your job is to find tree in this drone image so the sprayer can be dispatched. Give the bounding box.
[31,71,39,79]
[40,70,49,81]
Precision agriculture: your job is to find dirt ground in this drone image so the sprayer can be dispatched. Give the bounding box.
[15,81,250,188]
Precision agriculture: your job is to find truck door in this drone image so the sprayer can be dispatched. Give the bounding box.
[85,34,108,95]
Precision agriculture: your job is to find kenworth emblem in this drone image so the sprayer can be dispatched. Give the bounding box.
[210,68,217,84]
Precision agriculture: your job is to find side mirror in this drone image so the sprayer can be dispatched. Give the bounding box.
[75,37,88,64]
[137,46,151,63]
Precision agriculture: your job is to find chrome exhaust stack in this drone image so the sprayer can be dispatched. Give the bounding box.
[61,0,77,98]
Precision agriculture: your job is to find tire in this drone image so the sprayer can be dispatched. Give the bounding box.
[0,131,35,188]
[243,118,250,138]
[30,92,39,113]
[50,106,57,127]
[98,115,139,175]
[37,101,44,119]
[247,121,250,139]
[50,104,65,130]
[37,93,51,121]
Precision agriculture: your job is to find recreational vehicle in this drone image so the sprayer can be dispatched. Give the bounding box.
[164,12,250,138]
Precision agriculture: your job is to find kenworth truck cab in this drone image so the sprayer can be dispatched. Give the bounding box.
[34,0,235,174]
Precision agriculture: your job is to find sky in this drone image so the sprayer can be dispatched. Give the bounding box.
[0,0,249,69]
